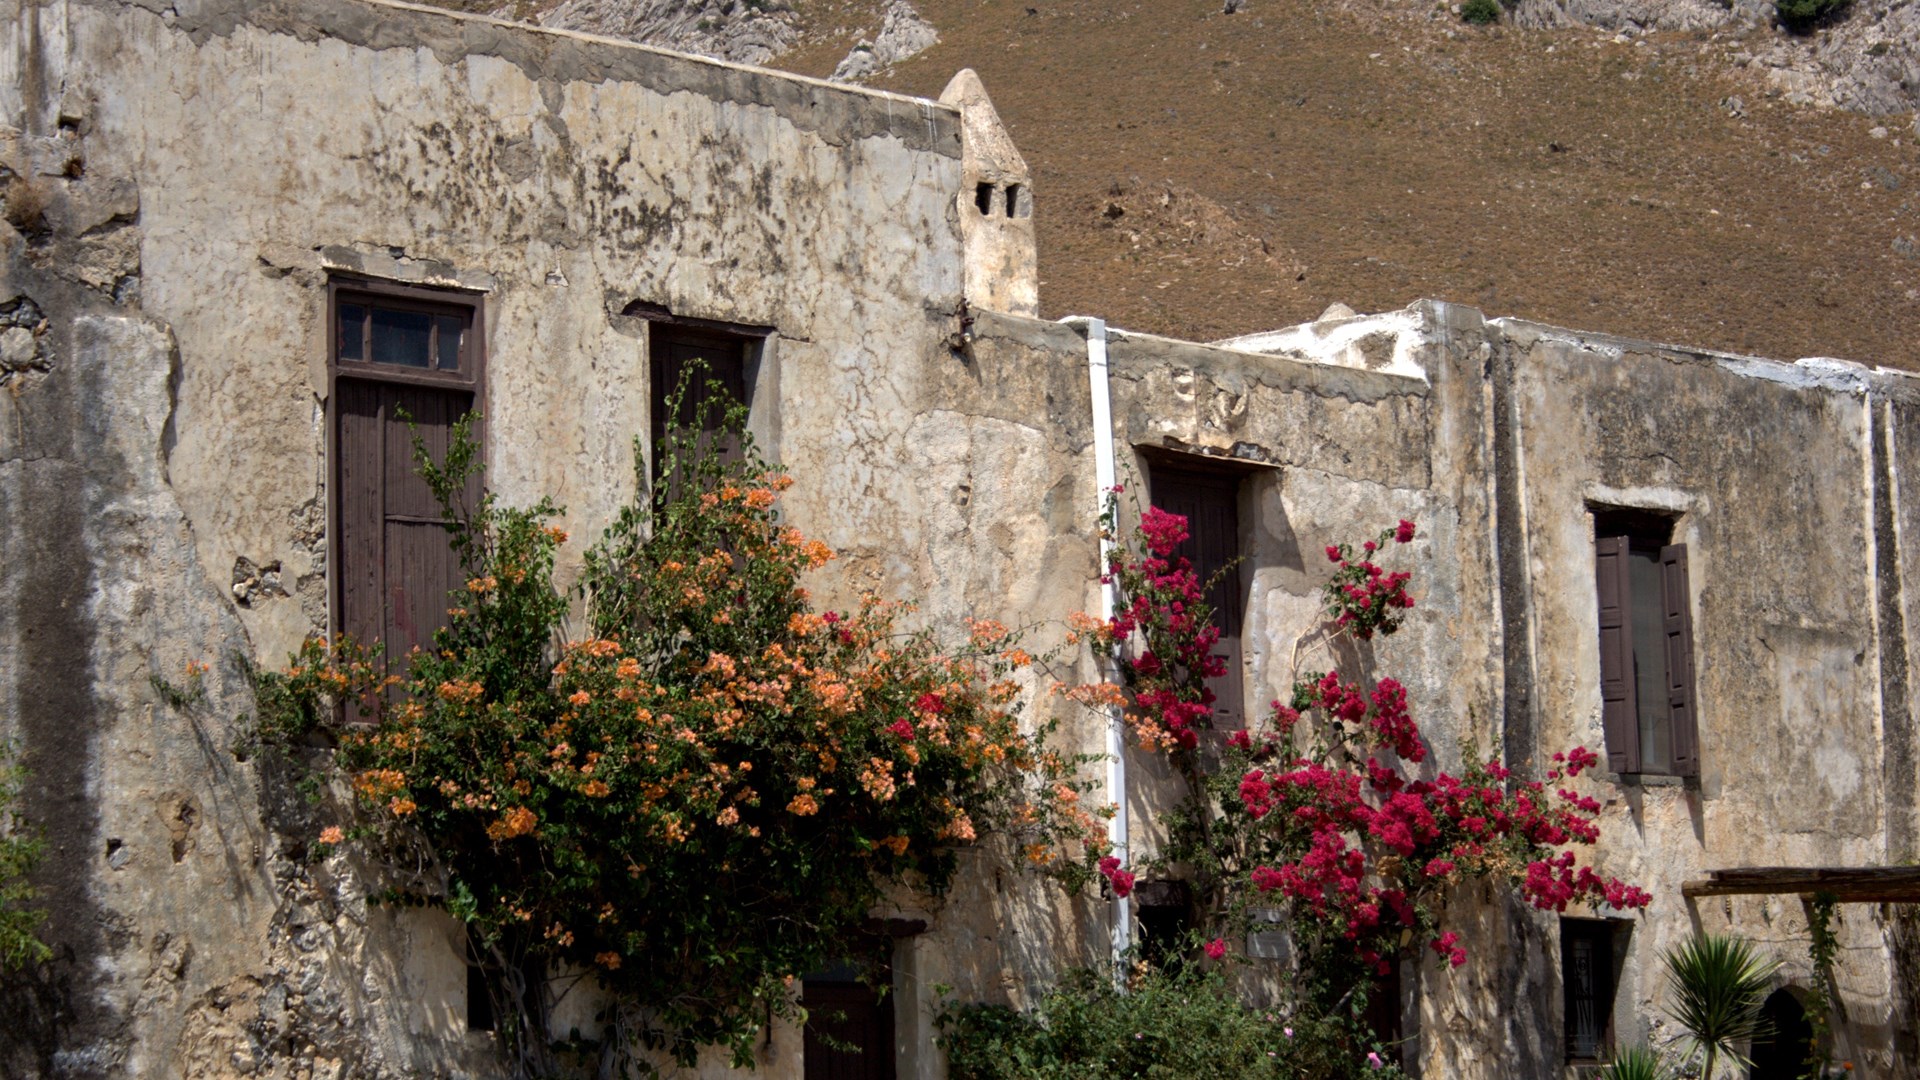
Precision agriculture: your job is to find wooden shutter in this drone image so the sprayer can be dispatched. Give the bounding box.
[1148,464,1245,730]
[1661,543,1700,777]
[649,326,749,487]
[337,380,475,664]
[1594,535,1640,773]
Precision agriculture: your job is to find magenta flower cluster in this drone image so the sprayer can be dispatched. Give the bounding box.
[1090,509,1646,1003]
[1104,503,1229,751]
[1237,692,1648,972]
[1322,520,1418,641]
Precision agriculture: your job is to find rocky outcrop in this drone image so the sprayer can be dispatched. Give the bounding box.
[535,0,801,66]
[1501,0,1920,116]
[831,0,938,83]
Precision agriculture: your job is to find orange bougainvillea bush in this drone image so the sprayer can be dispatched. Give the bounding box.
[254,387,1104,1075]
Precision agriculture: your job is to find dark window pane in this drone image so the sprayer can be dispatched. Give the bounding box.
[338,303,366,361]
[371,308,433,368]
[1627,549,1672,774]
[435,314,464,371]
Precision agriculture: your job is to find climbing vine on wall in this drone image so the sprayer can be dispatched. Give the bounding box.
[0,743,49,972]
[1802,892,1839,1079]
[254,384,1104,1076]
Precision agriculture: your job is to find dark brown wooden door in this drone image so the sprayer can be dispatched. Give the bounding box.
[649,326,749,484]
[1148,463,1246,729]
[336,378,475,664]
[330,281,482,691]
[802,977,894,1080]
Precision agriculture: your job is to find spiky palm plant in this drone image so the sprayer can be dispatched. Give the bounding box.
[1598,1045,1672,1080]
[1662,932,1779,1079]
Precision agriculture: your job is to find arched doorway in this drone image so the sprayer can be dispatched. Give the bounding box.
[1748,988,1815,1080]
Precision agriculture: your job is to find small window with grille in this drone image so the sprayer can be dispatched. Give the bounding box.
[1561,917,1625,1063]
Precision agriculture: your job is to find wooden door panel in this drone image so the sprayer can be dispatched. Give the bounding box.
[803,980,894,1080]
[336,378,473,679]
[1148,464,1245,729]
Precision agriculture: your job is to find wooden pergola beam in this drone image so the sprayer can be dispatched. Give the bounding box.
[1681,866,1920,903]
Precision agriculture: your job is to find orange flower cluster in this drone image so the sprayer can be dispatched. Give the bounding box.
[261,430,1114,1063]
[486,805,538,840]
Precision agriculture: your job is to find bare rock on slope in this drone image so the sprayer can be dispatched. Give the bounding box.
[1502,0,1758,33]
[832,1,939,82]
[535,0,801,66]
[1498,0,1920,116]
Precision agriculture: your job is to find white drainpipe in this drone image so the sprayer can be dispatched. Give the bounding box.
[1065,315,1131,968]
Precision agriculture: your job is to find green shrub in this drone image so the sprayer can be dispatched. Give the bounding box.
[255,378,1101,1073]
[938,966,1404,1080]
[1460,0,1502,25]
[1597,1046,1673,1080]
[1775,0,1850,28]
[0,744,49,971]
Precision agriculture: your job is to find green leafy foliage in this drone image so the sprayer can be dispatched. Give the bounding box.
[1460,0,1503,26]
[1662,932,1780,1079]
[254,378,1102,1075]
[1598,1045,1673,1080]
[0,744,50,971]
[1775,0,1851,30]
[1801,894,1838,1079]
[938,965,1405,1080]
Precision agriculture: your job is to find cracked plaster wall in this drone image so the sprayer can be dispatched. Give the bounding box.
[0,0,984,1075]
[2,0,1916,1077]
[1483,319,1917,1078]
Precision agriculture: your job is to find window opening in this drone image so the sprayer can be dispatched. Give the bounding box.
[1146,459,1248,730]
[329,281,482,715]
[1133,879,1195,971]
[1592,507,1697,776]
[337,297,471,373]
[1562,918,1623,1063]
[1004,183,1024,218]
[974,182,996,216]
[648,322,757,489]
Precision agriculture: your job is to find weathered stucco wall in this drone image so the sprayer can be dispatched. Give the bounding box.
[2,1,1916,1077]
[1220,303,1920,1076]
[1489,320,1915,1077]
[0,0,989,1075]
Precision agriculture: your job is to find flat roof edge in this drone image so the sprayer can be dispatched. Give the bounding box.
[96,0,962,154]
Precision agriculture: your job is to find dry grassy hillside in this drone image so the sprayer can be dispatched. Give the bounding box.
[460,0,1920,367]
[860,1,1920,366]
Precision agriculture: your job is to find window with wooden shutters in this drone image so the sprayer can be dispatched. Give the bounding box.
[330,280,483,696]
[1144,458,1248,730]
[1591,509,1698,777]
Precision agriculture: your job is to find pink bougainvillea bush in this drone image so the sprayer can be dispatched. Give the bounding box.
[1063,495,1648,1068]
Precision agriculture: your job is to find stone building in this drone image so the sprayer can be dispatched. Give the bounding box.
[0,0,1914,1076]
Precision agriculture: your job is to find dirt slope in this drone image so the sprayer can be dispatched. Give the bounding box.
[450,0,1920,367]
[815,0,1919,366]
